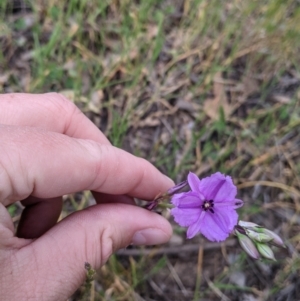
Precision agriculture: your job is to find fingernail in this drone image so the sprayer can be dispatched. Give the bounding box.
[131,228,169,246]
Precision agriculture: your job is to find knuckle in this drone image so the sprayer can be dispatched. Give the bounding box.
[46,92,83,134]
[0,157,29,206]
[84,222,115,267]
[79,210,115,267]
[99,225,114,265]
[47,92,79,114]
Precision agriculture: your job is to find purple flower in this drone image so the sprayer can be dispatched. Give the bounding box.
[171,172,243,242]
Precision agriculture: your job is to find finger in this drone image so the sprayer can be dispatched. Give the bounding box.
[12,204,172,300]
[0,203,31,249]
[0,93,110,144]
[0,93,137,212]
[16,196,63,239]
[16,193,134,239]
[92,191,136,205]
[0,125,174,206]
[0,203,15,235]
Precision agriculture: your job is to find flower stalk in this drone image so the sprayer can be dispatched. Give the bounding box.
[145,180,188,210]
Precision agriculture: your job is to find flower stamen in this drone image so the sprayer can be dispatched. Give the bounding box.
[202,200,214,213]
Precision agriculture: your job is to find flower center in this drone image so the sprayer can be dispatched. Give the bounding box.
[202,200,214,213]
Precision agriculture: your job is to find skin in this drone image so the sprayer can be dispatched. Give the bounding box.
[0,93,174,301]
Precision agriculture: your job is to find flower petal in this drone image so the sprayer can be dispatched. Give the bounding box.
[171,207,202,227]
[171,191,202,208]
[214,198,244,209]
[197,208,238,241]
[213,207,238,232]
[199,172,237,203]
[186,211,205,238]
[187,172,202,193]
[233,199,243,209]
[198,214,230,242]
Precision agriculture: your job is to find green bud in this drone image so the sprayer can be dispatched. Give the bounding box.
[236,230,260,260]
[246,229,273,243]
[238,220,285,248]
[256,243,276,261]
[238,220,260,229]
[255,228,285,248]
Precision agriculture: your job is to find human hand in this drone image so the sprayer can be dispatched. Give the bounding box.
[0,93,173,300]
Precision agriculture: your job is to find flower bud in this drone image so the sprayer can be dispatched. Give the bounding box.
[255,228,285,248]
[235,230,260,260]
[145,200,159,210]
[256,242,276,261]
[167,180,188,196]
[246,229,273,243]
[238,220,260,229]
[238,220,285,250]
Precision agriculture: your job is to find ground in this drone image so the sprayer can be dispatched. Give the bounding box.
[1,0,300,300]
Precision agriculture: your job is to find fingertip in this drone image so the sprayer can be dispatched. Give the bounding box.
[163,175,175,188]
[131,227,172,246]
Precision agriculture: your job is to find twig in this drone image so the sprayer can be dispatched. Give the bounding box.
[166,259,188,297]
[117,239,236,256]
[205,275,231,301]
[193,239,204,300]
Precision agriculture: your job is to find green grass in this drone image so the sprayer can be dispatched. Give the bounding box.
[2,0,300,300]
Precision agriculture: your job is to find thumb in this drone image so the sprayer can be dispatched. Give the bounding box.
[14,204,172,300]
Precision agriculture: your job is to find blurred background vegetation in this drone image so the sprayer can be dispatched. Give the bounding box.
[1,0,300,300]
